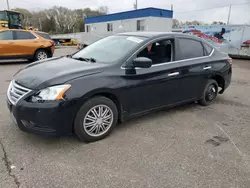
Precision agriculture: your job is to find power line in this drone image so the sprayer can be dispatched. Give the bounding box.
[175,2,250,14]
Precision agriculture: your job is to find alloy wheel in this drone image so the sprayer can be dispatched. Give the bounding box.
[83,105,114,137]
[37,51,48,60]
[205,85,217,102]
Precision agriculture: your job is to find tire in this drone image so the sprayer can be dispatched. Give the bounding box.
[199,79,219,106]
[27,59,34,63]
[74,96,118,142]
[34,49,49,61]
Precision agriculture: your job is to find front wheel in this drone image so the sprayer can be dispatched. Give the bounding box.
[34,49,49,61]
[74,96,118,142]
[199,79,218,106]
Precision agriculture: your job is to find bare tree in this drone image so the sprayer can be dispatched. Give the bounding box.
[12,6,108,34]
[98,6,109,14]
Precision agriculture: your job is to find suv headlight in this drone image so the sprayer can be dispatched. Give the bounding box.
[33,84,71,101]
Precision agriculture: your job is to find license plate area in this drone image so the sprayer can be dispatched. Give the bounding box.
[7,100,17,125]
[10,111,17,125]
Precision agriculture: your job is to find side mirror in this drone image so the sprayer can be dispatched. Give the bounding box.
[133,57,152,68]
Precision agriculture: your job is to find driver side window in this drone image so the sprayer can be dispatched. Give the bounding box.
[137,39,173,65]
[0,31,13,40]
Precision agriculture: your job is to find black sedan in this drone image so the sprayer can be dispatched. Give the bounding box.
[7,32,232,142]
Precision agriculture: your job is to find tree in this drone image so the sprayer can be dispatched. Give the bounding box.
[98,6,109,14]
[172,19,180,28]
[11,6,108,34]
[212,21,226,25]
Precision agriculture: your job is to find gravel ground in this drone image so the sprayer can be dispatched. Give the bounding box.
[0,48,250,188]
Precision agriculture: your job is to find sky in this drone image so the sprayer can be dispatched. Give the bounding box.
[2,0,250,24]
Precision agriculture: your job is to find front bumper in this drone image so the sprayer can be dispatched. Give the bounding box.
[7,99,77,136]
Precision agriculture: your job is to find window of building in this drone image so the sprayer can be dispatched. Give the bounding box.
[107,23,113,32]
[137,20,145,31]
[86,25,90,33]
[137,39,173,65]
[14,31,36,40]
[177,38,205,60]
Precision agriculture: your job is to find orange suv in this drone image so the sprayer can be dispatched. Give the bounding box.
[0,29,55,62]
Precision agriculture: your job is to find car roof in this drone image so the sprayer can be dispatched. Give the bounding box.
[117,32,193,38]
[118,31,187,38]
[1,29,30,32]
[0,29,49,34]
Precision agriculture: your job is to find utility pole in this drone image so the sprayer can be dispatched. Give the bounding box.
[39,18,42,31]
[134,0,138,10]
[227,4,231,25]
[6,0,10,10]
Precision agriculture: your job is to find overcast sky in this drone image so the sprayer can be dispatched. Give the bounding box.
[2,0,250,24]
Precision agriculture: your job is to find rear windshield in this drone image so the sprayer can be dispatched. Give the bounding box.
[36,32,51,40]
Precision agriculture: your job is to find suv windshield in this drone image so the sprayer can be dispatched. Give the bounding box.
[72,35,146,63]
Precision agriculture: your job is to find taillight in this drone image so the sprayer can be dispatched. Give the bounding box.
[49,41,55,46]
[227,58,232,67]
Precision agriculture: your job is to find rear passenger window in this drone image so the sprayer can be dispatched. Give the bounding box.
[204,43,213,55]
[36,32,51,40]
[177,38,205,60]
[0,31,13,40]
[14,31,36,40]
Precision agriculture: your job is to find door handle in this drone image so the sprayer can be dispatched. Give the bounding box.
[203,66,211,70]
[168,72,179,77]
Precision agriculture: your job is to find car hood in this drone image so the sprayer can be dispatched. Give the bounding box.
[14,57,107,90]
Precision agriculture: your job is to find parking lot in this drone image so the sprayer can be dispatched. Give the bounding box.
[0,47,250,188]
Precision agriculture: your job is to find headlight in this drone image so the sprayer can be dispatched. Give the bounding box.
[34,84,71,101]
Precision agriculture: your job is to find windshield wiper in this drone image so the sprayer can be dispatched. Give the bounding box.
[72,57,96,63]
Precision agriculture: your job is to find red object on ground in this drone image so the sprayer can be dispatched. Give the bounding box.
[243,40,250,44]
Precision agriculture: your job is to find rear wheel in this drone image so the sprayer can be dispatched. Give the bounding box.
[34,49,49,61]
[74,96,118,142]
[199,79,218,106]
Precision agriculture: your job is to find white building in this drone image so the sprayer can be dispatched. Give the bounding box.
[85,7,173,34]
[50,8,173,46]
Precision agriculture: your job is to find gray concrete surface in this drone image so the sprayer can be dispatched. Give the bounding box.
[0,48,250,188]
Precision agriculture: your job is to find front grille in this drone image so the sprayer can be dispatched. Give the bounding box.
[7,81,31,105]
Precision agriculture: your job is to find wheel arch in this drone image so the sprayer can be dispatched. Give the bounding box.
[211,75,225,93]
[72,90,123,135]
[34,47,52,58]
[77,89,123,124]
[91,92,122,123]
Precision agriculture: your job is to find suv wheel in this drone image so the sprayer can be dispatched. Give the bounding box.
[74,96,118,142]
[35,49,49,61]
[199,79,218,106]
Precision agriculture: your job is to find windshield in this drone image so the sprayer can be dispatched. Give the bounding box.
[72,35,146,63]
[0,11,7,21]
[8,12,21,26]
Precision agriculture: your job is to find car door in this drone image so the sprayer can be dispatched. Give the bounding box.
[0,30,14,57]
[12,30,38,56]
[120,37,182,115]
[175,37,213,101]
